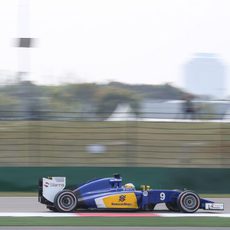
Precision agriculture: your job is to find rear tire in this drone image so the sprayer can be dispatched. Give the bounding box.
[177,191,200,213]
[54,189,77,212]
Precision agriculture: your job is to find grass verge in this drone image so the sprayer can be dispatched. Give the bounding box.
[0,217,229,227]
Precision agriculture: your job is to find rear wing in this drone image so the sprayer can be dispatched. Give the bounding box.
[38,177,66,203]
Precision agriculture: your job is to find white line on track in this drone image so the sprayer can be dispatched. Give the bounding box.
[0,212,230,217]
[0,213,78,217]
[159,213,230,218]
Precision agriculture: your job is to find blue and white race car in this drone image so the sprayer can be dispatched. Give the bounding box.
[38,174,224,213]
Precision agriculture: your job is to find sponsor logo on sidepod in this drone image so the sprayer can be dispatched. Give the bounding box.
[111,194,132,206]
[119,195,126,202]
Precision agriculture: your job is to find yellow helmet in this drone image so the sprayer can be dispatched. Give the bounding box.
[124,183,135,190]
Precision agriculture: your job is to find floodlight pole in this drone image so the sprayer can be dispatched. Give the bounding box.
[17,0,32,82]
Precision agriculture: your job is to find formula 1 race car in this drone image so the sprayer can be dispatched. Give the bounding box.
[38,174,224,213]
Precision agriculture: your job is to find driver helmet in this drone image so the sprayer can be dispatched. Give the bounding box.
[124,183,135,190]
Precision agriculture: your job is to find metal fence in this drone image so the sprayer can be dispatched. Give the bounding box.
[0,111,230,167]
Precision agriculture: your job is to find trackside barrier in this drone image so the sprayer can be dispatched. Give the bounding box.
[0,167,229,193]
[0,120,230,168]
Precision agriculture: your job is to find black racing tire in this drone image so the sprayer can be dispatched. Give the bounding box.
[54,189,77,212]
[177,191,200,213]
[165,202,180,212]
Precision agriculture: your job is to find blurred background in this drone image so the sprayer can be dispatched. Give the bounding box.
[0,0,230,192]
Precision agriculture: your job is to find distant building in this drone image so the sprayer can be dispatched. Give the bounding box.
[140,99,182,119]
[106,103,137,121]
[184,53,226,99]
[139,99,230,120]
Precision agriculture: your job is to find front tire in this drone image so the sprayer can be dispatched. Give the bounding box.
[54,189,77,212]
[177,191,200,213]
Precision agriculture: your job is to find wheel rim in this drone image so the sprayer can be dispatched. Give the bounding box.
[178,192,200,213]
[58,193,76,211]
[182,195,197,210]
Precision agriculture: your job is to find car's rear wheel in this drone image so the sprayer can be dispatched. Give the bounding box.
[177,191,200,213]
[54,189,77,212]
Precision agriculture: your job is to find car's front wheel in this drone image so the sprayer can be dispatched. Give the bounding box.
[54,189,77,212]
[177,191,200,213]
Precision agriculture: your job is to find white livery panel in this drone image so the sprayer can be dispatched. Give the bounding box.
[42,177,66,202]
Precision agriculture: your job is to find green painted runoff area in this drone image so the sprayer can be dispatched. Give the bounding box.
[0,217,229,227]
[0,166,230,193]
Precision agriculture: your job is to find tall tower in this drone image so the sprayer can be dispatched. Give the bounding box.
[17,0,34,81]
[184,53,226,99]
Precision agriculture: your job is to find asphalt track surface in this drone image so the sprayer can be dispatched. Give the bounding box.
[0,197,229,213]
[0,228,230,230]
[0,197,229,230]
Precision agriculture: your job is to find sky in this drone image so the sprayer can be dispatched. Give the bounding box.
[0,0,230,94]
